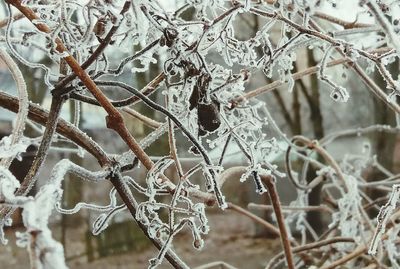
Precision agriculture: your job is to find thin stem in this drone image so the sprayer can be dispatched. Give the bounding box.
[227,202,280,236]
[248,203,333,213]
[0,91,110,166]
[0,48,28,168]
[320,245,367,269]
[261,175,295,269]
[108,173,189,269]
[266,237,355,269]
[51,0,133,96]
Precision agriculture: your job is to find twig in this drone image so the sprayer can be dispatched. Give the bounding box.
[0,48,28,168]
[266,237,355,269]
[227,202,280,237]
[6,0,158,171]
[313,11,373,29]
[70,72,165,107]
[51,0,133,96]
[291,136,347,190]
[320,245,366,269]
[18,95,66,196]
[122,108,162,129]
[108,173,189,269]
[234,48,392,104]
[0,9,37,28]
[194,261,239,269]
[248,203,333,213]
[0,91,110,166]
[261,175,295,269]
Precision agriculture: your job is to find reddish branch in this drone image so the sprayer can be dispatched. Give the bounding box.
[5,0,155,170]
[261,175,295,269]
[52,0,133,96]
[4,1,185,267]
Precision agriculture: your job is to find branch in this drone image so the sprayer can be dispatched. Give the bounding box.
[70,72,165,107]
[227,202,280,237]
[6,0,158,172]
[234,47,392,104]
[261,175,295,269]
[51,0,133,96]
[266,237,355,269]
[313,11,373,29]
[0,48,28,168]
[122,108,162,129]
[0,91,110,166]
[320,245,367,269]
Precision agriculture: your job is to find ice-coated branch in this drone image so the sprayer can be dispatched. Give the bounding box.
[368,184,400,255]
[0,48,28,168]
[3,0,400,268]
[366,1,400,55]
[15,158,112,269]
[0,91,111,166]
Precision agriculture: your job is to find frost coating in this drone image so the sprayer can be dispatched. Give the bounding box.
[369,184,400,255]
[2,0,400,268]
[0,48,29,168]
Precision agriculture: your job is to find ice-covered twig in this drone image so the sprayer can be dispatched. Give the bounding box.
[0,91,110,166]
[366,1,400,56]
[368,184,400,255]
[317,46,349,102]
[5,4,54,88]
[0,166,32,207]
[0,48,28,168]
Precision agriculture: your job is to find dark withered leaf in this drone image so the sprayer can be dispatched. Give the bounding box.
[198,101,221,135]
[189,73,211,110]
[189,83,200,110]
